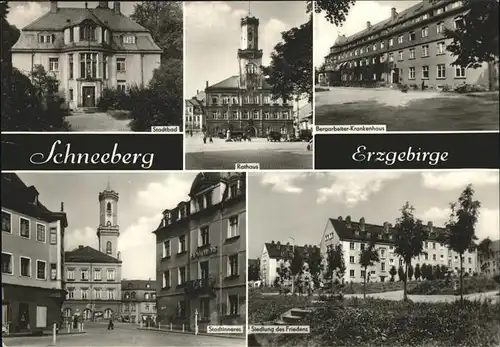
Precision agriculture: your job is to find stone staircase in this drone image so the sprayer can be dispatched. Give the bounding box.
[274,308,313,325]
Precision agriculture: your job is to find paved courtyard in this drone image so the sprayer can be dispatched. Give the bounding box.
[67,112,132,132]
[185,136,312,169]
[3,322,244,347]
[315,86,499,131]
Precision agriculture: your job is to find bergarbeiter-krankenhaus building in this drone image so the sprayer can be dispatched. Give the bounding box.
[318,0,498,90]
[11,1,162,110]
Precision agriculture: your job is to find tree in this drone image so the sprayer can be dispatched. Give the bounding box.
[130,1,183,61]
[407,264,414,281]
[389,266,397,282]
[262,17,312,103]
[443,184,481,306]
[326,244,346,286]
[309,0,356,26]
[414,264,421,280]
[248,259,260,281]
[393,202,428,301]
[359,233,380,299]
[421,264,428,280]
[290,247,304,290]
[307,246,323,286]
[397,265,405,282]
[478,237,494,271]
[431,0,498,69]
[434,265,442,280]
[440,265,449,278]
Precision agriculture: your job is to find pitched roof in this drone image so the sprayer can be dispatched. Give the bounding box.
[298,103,312,121]
[121,279,155,290]
[65,246,121,263]
[1,173,68,227]
[264,242,320,260]
[206,75,272,90]
[23,7,149,32]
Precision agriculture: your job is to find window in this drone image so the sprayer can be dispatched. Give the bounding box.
[455,66,466,78]
[432,243,436,249]
[227,254,238,277]
[69,54,74,79]
[145,293,150,300]
[81,289,88,299]
[228,215,239,238]
[388,53,394,62]
[107,269,115,281]
[163,270,171,288]
[67,269,75,281]
[409,48,415,59]
[93,288,101,299]
[437,22,444,34]
[199,226,210,247]
[36,260,46,280]
[36,224,46,242]
[48,228,57,245]
[178,235,186,253]
[235,111,241,120]
[178,266,186,285]
[177,301,187,318]
[163,240,171,258]
[349,256,355,263]
[437,64,446,78]
[422,65,429,79]
[380,249,385,257]
[20,257,31,277]
[397,35,403,44]
[421,27,429,38]
[468,257,472,264]
[108,289,115,300]
[106,241,112,255]
[372,44,377,51]
[200,298,210,319]
[398,51,403,60]
[2,211,11,233]
[437,42,445,54]
[425,254,429,260]
[20,217,30,238]
[80,53,98,79]
[253,110,259,119]
[232,96,238,104]
[433,254,437,260]
[409,67,416,80]
[81,269,89,281]
[67,289,75,299]
[123,35,136,44]
[2,252,12,274]
[282,111,289,119]
[389,38,394,47]
[39,34,54,43]
[103,56,108,79]
[349,270,355,277]
[69,89,74,101]
[454,17,465,29]
[409,31,416,41]
[117,58,126,72]
[381,263,386,271]
[199,261,209,279]
[80,23,97,41]
[228,295,239,315]
[50,263,57,280]
[94,269,102,281]
[422,45,429,57]
[117,81,127,93]
[349,242,355,250]
[145,304,149,312]
[264,112,270,120]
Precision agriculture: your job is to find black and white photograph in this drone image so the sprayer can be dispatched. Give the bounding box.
[1,172,246,346]
[1,1,182,132]
[247,170,500,346]
[184,1,313,170]
[314,0,499,131]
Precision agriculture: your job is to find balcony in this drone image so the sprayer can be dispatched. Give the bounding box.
[184,276,216,297]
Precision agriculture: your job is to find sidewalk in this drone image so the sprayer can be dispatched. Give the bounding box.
[137,327,246,340]
[3,330,85,338]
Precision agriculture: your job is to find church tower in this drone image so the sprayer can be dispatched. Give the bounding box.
[238,11,263,91]
[97,181,120,258]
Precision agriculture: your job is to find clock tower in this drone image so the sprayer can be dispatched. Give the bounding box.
[97,181,120,259]
[238,15,263,91]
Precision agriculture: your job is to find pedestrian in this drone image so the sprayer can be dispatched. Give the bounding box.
[209,135,213,143]
[107,318,114,330]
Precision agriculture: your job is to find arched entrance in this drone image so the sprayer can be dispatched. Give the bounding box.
[82,309,92,320]
[391,68,400,84]
[247,126,257,137]
[104,309,113,319]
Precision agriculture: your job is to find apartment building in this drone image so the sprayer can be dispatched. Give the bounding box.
[155,172,246,332]
[479,239,500,277]
[62,183,122,321]
[11,1,162,109]
[319,216,479,283]
[1,173,68,334]
[185,98,204,134]
[121,280,157,323]
[320,0,498,90]
[204,15,294,137]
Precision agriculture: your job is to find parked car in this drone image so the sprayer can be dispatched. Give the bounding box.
[307,138,313,151]
[267,131,282,142]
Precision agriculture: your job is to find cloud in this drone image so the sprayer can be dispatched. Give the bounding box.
[260,173,305,193]
[136,174,195,211]
[185,1,245,31]
[316,172,403,206]
[65,226,98,251]
[418,207,450,223]
[421,171,499,191]
[262,18,288,49]
[7,2,47,29]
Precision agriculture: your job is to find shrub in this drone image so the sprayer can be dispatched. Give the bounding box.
[249,291,313,324]
[408,276,499,295]
[399,84,409,93]
[98,88,129,111]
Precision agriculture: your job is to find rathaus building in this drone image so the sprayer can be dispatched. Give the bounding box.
[319,0,498,90]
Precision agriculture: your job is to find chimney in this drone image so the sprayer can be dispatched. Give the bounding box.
[60,202,64,212]
[206,81,209,89]
[98,1,108,8]
[117,251,121,260]
[391,7,398,20]
[359,217,365,231]
[428,221,433,232]
[366,21,372,30]
[383,222,389,233]
[113,1,121,14]
[50,1,58,13]
[78,245,84,249]
[337,216,343,221]
[345,215,351,228]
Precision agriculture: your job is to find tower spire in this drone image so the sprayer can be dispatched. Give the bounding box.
[248,0,251,16]
[106,176,111,191]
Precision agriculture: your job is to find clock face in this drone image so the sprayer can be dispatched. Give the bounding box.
[248,29,253,42]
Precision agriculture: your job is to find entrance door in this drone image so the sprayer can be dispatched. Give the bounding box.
[391,69,400,84]
[18,303,29,331]
[82,86,96,107]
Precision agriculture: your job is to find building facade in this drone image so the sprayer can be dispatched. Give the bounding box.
[185,98,204,134]
[319,216,479,283]
[479,240,500,277]
[320,0,498,90]
[11,1,162,109]
[155,173,246,332]
[204,15,294,138]
[1,173,68,334]
[62,183,122,321]
[121,280,157,323]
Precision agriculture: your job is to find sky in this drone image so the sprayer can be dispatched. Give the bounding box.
[248,171,500,259]
[17,172,197,280]
[314,0,421,67]
[185,1,309,98]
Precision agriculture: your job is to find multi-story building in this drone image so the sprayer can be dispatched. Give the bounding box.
[1,173,68,334]
[320,0,498,90]
[260,241,320,287]
[121,280,157,323]
[62,183,122,321]
[203,15,294,138]
[11,1,162,109]
[155,172,246,332]
[185,98,204,134]
[479,239,500,277]
[296,103,313,136]
[319,216,479,283]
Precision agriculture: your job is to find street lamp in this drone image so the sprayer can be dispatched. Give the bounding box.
[289,237,295,295]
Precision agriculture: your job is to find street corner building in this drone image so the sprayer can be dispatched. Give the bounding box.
[319,216,479,284]
[11,1,162,110]
[203,14,294,138]
[318,0,498,91]
[185,95,205,134]
[154,173,246,332]
[61,183,122,322]
[1,173,68,334]
[121,280,157,324]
